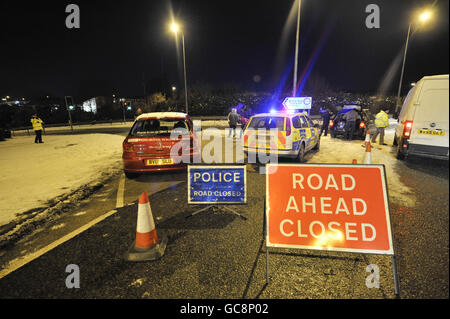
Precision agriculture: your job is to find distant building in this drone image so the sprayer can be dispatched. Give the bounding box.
[82,98,98,113]
[82,96,146,114]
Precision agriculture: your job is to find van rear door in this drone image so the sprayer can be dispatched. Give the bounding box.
[410,79,449,148]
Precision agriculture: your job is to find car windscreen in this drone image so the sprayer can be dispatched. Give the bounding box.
[248,117,285,130]
[130,118,190,137]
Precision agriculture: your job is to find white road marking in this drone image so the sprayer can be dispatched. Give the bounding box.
[0,176,184,280]
[0,209,118,280]
[116,174,125,208]
[50,223,66,230]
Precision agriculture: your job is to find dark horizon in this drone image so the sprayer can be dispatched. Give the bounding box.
[0,0,448,100]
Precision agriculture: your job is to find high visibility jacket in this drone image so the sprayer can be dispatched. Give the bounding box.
[374,111,389,128]
[31,118,43,131]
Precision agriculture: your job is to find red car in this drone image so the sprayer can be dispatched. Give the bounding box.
[122,112,200,178]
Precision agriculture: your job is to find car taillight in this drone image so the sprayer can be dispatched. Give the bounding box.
[123,141,134,152]
[403,121,413,139]
[285,119,291,136]
[360,122,366,129]
[330,120,334,127]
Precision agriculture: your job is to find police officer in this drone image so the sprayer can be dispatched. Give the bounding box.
[342,108,358,140]
[31,114,44,143]
[227,108,240,138]
[372,109,390,145]
[319,107,332,137]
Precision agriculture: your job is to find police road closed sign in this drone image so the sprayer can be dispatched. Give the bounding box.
[266,164,394,255]
[188,166,246,204]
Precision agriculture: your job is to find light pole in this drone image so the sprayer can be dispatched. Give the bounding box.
[171,22,189,114]
[64,96,74,133]
[292,0,302,97]
[395,9,433,114]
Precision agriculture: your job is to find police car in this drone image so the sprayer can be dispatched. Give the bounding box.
[243,111,320,162]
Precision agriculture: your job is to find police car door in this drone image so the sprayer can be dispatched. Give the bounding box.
[299,115,312,150]
[291,116,302,151]
[305,116,318,148]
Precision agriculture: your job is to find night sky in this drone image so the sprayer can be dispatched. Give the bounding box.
[0,0,448,99]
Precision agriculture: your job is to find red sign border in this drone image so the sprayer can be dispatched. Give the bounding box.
[265,163,395,255]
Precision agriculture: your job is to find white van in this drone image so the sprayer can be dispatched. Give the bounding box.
[394,74,449,160]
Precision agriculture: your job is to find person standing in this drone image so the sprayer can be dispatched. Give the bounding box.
[31,114,44,144]
[371,109,390,145]
[227,108,240,137]
[319,107,332,137]
[239,114,249,138]
[342,108,358,140]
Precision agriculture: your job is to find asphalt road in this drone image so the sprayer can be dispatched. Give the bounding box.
[0,128,448,299]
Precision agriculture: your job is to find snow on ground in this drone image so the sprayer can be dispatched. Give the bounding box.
[0,118,413,229]
[0,134,124,226]
[309,119,416,207]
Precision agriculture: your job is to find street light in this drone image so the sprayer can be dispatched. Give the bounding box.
[395,8,434,113]
[292,0,302,97]
[170,21,189,114]
[419,11,432,23]
[171,22,180,33]
[64,96,74,133]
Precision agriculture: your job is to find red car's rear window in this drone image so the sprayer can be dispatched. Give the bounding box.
[130,118,191,137]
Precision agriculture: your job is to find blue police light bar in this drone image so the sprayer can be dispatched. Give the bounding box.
[342,105,361,110]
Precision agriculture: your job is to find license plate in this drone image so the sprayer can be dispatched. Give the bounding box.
[418,129,445,136]
[145,158,173,166]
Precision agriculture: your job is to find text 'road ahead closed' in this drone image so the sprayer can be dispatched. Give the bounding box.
[266,164,393,255]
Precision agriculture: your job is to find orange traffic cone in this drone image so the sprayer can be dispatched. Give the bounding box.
[363,142,372,164]
[352,159,358,164]
[125,192,167,261]
[362,130,371,148]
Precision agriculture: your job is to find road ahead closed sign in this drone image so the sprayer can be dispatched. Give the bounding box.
[266,164,394,255]
[188,165,246,204]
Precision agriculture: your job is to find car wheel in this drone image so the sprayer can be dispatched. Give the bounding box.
[396,144,405,160]
[313,137,320,151]
[296,143,306,163]
[330,132,336,138]
[125,171,139,179]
